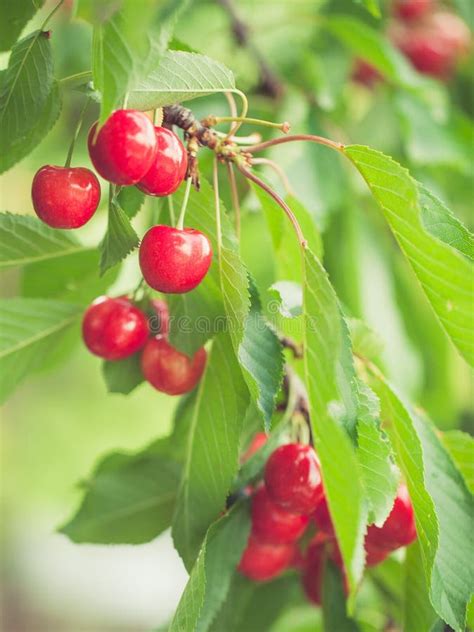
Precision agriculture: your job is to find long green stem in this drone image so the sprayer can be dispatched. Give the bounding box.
[64,97,90,168]
[226,89,249,139]
[251,157,295,197]
[246,134,344,154]
[176,178,192,230]
[167,195,176,226]
[212,115,289,132]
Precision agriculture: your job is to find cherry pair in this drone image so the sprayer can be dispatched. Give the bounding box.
[82,296,206,396]
[238,442,324,582]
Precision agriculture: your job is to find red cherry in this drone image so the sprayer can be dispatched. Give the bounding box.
[82,296,149,360]
[241,432,268,463]
[302,533,347,605]
[139,225,212,294]
[264,444,324,514]
[31,165,100,229]
[137,127,188,197]
[365,540,390,567]
[150,299,170,337]
[392,0,432,21]
[251,486,309,545]
[88,110,157,185]
[238,535,295,582]
[312,495,334,536]
[141,337,206,395]
[352,59,382,86]
[366,485,417,551]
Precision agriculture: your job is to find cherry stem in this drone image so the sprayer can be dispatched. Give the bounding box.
[251,157,295,197]
[245,134,345,154]
[214,130,262,145]
[167,195,176,226]
[208,115,290,133]
[237,164,307,249]
[176,177,192,230]
[225,89,248,139]
[64,97,90,168]
[153,108,163,126]
[226,163,241,241]
[122,92,130,109]
[40,0,65,29]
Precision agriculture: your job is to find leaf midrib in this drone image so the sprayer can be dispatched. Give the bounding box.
[0,313,80,358]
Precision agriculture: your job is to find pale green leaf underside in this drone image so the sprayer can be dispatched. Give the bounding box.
[404,541,438,632]
[128,50,235,111]
[0,298,82,402]
[0,212,84,269]
[345,145,474,367]
[440,430,474,494]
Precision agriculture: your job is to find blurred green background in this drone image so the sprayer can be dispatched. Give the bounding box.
[1,0,472,630]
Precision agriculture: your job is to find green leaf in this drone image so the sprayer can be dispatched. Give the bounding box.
[372,378,474,631]
[21,249,118,304]
[172,333,249,570]
[0,213,84,269]
[322,561,360,632]
[127,51,235,111]
[170,503,250,632]
[344,145,474,366]
[440,431,474,494]
[353,0,380,18]
[0,298,81,402]
[116,186,145,219]
[102,354,144,395]
[302,248,367,601]
[0,0,45,52]
[404,541,438,632]
[60,440,181,544]
[0,31,57,173]
[355,379,398,527]
[99,198,139,275]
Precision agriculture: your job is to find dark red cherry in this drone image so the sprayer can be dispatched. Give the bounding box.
[141,337,206,396]
[82,296,149,360]
[312,495,334,536]
[302,533,347,605]
[352,59,382,86]
[31,165,100,229]
[137,127,188,197]
[88,110,157,185]
[365,540,390,567]
[251,486,309,545]
[237,535,295,582]
[365,485,417,551]
[150,299,170,337]
[265,444,324,514]
[139,225,212,294]
[392,0,432,21]
[241,432,268,463]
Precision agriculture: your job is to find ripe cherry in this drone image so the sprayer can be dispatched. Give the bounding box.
[88,110,157,185]
[302,533,347,605]
[365,485,417,551]
[392,0,432,21]
[238,535,295,582]
[141,337,206,395]
[31,165,100,229]
[265,444,324,514]
[82,296,149,361]
[312,495,334,536]
[150,299,170,337]
[139,225,213,293]
[352,59,382,86]
[241,432,268,463]
[365,540,390,567]
[251,486,309,545]
[137,127,188,197]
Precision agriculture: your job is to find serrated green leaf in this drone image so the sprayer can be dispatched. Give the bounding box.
[102,354,144,395]
[347,317,384,364]
[404,541,438,632]
[355,379,398,527]
[116,186,145,219]
[170,503,250,632]
[302,248,367,601]
[0,31,58,173]
[99,198,139,275]
[0,0,45,52]
[353,0,380,18]
[440,431,474,494]
[0,298,81,402]
[322,561,360,632]
[60,440,180,544]
[127,51,235,111]
[345,144,474,366]
[268,281,303,318]
[172,333,249,570]
[0,213,84,269]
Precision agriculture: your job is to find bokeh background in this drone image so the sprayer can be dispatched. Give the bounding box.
[1,0,472,630]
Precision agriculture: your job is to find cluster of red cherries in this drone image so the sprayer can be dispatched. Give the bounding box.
[354,0,470,84]
[31,108,216,393]
[237,434,417,605]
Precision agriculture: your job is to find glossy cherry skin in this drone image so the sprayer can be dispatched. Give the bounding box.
[31,165,100,229]
[137,127,188,196]
[139,225,213,293]
[366,485,417,551]
[312,495,335,536]
[82,296,149,360]
[392,0,432,21]
[88,110,157,185]
[141,337,206,395]
[241,432,268,463]
[150,299,170,337]
[251,486,309,545]
[365,540,390,567]
[265,444,324,514]
[237,535,295,582]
